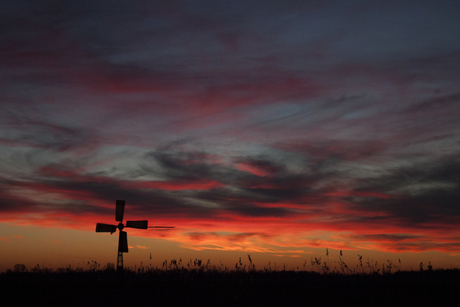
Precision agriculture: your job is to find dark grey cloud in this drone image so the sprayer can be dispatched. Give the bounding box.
[376,242,460,253]
[0,145,339,220]
[347,234,426,242]
[143,150,335,204]
[274,139,386,162]
[344,155,460,226]
[141,151,238,183]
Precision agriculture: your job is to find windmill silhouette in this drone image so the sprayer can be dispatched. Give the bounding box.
[96,200,174,271]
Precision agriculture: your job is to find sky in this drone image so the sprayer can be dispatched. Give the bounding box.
[1,0,460,272]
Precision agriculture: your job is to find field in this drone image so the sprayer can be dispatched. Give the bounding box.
[2,263,459,306]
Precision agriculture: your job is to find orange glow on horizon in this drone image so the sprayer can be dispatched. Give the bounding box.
[1,221,459,273]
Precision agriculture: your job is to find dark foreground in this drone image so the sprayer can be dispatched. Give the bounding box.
[2,269,459,306]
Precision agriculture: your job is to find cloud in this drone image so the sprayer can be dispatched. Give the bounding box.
[274,139,386,162]
[234,157,284,177]
[347,155,460,226]
[1,1,460,258]
[2,149,460,254]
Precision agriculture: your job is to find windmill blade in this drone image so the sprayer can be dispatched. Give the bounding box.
[126,220,148,229]
[149,226,175,229]
[115,200,125,222]
[118,231,128,253]
[96,223,117,234]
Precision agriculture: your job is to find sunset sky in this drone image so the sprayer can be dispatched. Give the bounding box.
[1,0,460,272]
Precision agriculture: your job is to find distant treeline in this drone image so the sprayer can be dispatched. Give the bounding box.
[2,266,459,306]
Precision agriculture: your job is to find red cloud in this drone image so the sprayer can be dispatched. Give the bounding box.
[123,180,223,191]
[235,162,272,177]
[2,159,460,256]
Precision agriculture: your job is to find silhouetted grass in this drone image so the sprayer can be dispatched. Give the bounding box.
[2,259,459,307]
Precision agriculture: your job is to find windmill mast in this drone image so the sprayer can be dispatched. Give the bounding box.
[118,250,123,272]
[117,230,129,270]
[116,200,126,271]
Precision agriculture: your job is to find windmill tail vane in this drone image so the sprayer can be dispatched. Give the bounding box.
[95,200,174,272]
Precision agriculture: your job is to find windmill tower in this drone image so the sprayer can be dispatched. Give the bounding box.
[95,200,173,271]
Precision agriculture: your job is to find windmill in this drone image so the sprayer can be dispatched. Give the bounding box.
[96,200,174,271]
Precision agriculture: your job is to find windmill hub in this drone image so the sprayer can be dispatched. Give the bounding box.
[118,223,124,231]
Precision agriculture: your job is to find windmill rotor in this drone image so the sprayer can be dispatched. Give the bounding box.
[126,220,148,229]
[95,223,117,234]
[115,199,125,222]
